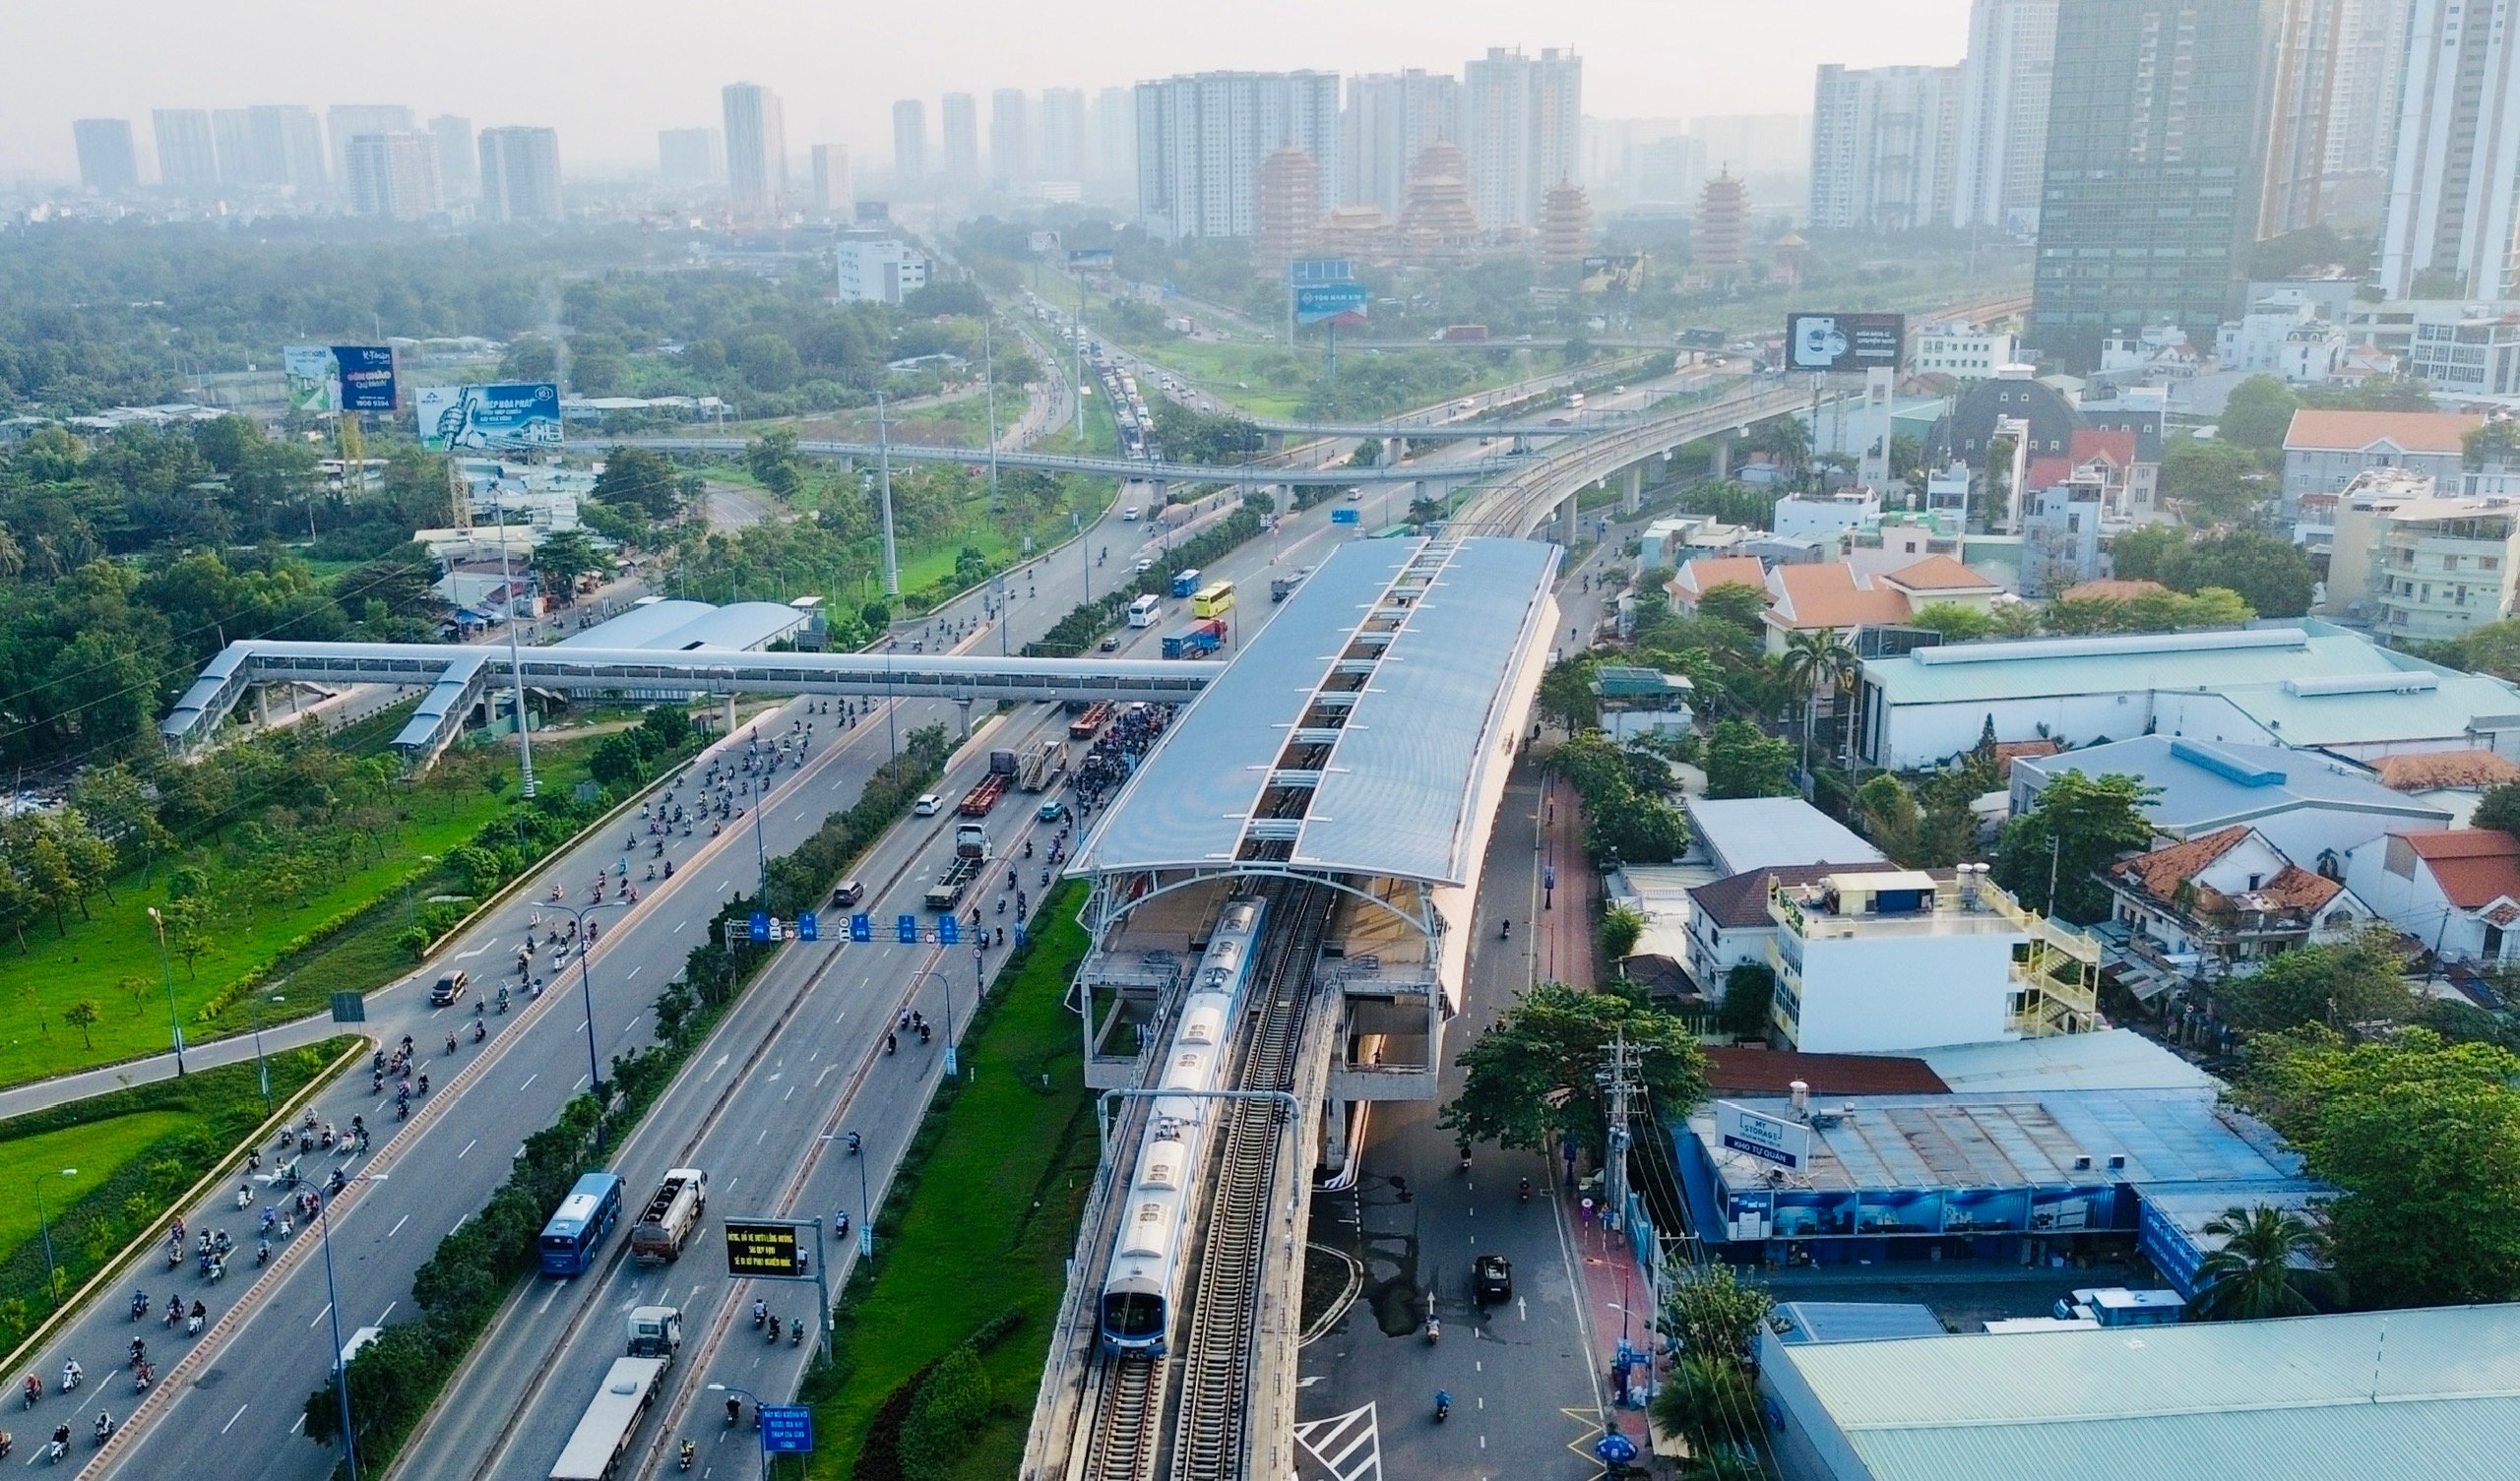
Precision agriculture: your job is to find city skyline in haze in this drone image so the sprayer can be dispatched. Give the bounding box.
[0,0,1972,179]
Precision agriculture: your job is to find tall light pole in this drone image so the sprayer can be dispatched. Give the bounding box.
[145,906,187,1076]
[492,492,536,798]
[820,1131,875,1260]
[558,899,628,1148]
[876,393,900,597]
[984,318,1000,514]
[317,1172,387,1481]
[705,1385,769,1481]
[33,1167,72,1298]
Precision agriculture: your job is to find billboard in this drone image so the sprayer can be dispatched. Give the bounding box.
[284,345,339,414]
[416,382,563,452]
[1288,257,1354,286]
[1067,247,1115,271]
[332,345,400,411]
[723,1219,810,1277]
[1293,282,1368,328]
[1785,313,1904,373]
[1027,229,1062,254]
[1715,1100,1812,1171]
[1579,254,1649,293]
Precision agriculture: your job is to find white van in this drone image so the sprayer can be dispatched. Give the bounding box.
[914,794,941,817]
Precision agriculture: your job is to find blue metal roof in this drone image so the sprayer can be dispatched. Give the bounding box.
[2012,735,2452,837]
[1773,1301,1947,1345]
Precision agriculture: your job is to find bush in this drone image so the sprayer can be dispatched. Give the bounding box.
[897,1343,992,1481]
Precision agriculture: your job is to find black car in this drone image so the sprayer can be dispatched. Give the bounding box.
[429,971,470,1007]
[1474,1254,1513,1304]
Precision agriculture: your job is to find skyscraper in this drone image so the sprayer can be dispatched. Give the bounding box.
[252,106,328,194]
[1345,69,1461,218]
[478,127,564,223]
[1134,71,1342,239]
[989,89,1031,184]
[2258,0,2343,237]
[1039,89,1088,181]
[941,93,980,184]
[659,128,722,184]
[1094,87,1136,194]
[2030,0,2274,369]
[1809,64,1964,233]
[1462,48,1582,233]
[152,109,220,192]
[892,99,927,182]
[212,110,257,186]
[344,131,442,219]
[327,105,416,192]
[2380,0,2520,299]
[2325,0,2410,181]
[1951,0,2059,231]
[810,145,851,215]
[430,115,477,199]
[723,83,788,218]
[72,119,138,193]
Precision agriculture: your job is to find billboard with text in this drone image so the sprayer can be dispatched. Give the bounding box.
[1785,313,1904,373]
[416,382,563,451]
[1293,282,1368,327]
[284,345,339,414]
[332,345,400,410]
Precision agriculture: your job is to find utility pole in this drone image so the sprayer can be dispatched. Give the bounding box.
[1598,1030,1645,1233]
[877,392,900,597]
[984,318,1000,513]
[492,492,536,797]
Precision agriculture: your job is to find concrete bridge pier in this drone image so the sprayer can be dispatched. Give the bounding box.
[723,693,739,736]
[1620,464,1644,516]
[956,695,976,740]
[1711,428,1736,480]
[1560,494,1579,547]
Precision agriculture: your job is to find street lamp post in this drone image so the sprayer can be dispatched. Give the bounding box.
[317,1172,386,1481]
[705,1384,769,1481]
[145,906,187,1076]
[553,899,628,1148]
[33,1168,72,1298]
[820,1132,875,1260]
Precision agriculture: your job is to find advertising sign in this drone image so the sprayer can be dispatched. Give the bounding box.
[723,1219,808,1277]
[284,345,339,414]
[759,1406,814,1455]
[1288,257,1354,285]
[331,345,400,411]
[1579,254,1649,293]
[1027,229,1062,255]
[1067,247,1115,271]
[1785,313,1904,373]
[416,382,562,452]
[1715,1100,1812,1171]
[1293,282,1369,327]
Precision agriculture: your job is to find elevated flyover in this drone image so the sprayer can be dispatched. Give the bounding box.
[1025,536,1557,1481]
[619,435,1503,487]
[1449,378,1812,538]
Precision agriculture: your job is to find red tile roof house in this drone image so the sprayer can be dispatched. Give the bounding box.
[2340,828,2520,970]
[2104,826,2372,992]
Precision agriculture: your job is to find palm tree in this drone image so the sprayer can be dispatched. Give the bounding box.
[2192,1203,2327,1320]
[1777,628,1856,782]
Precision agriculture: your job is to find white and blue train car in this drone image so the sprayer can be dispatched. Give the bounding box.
[1099,895,1268,1356]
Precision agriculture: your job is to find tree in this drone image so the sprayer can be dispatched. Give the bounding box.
[1906,602,1994,642]
[2214,930,2417,1037]
[1650,1353,1760,1457]
[529,529,610,604]
[589,731,649,793]
[592,446,685,523]
[2467,418,2520,471]
[1659,1260,1772,1365]
[2162,530,2315,618]
[64,999,98,1048]
[1537,655,1601,730]
[1599,905,1645,961]
[1442,982,1709,1160]
[158,895,213,977]
[2474,781,2520,839]
[2236,1027,2520,1308]
[2191,1203,2328,1320]
[1856,773,1923,864]
[2109,524,2190,583]
[1702,718,1796,800]
[743,429,805,499]
[1694,583,1767,640]
[1778,628,1855,777]
[2164,438,2267,525]
[1718,963,1775,1038]
[1991,770,2157,922]
[2218,375,2301,453]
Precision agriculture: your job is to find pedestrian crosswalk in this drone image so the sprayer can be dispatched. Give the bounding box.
[1294,1400,1383,1481]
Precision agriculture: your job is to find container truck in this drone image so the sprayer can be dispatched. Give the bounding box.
[1162,620,1224,658]
[1068,701,1112,739]
[924,823,993,911]
[960,772,1009,817]
[628,1169,708,1265]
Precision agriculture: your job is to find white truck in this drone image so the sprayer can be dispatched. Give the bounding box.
[628,1167,708,1265]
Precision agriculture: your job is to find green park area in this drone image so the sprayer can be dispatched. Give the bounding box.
[1102,328,1540,423]
[803,882,1096,1481]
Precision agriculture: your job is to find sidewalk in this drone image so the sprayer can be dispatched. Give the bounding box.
[1571,1207,1660,1462]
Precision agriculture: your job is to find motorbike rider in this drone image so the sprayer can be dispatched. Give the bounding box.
[57,1362,79,1392]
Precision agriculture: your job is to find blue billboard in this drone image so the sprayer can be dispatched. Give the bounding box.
[331,346,399,411]
[416,382,563,452]
[1288,258,1354,285]
[1293,282,1368,327]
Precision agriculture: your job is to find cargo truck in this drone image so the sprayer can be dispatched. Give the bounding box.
[628,1168,708,1265]
[923,823,992,911]
[1433,324,1489,342]
[1269,567,1313,603]
[1016,739,1066,791]
[959,772,1009,817]
[1068,701,1112,739]
[1163,619,1224,658]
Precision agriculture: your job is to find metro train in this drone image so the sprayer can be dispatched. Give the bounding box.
[1099,895,1271,1356]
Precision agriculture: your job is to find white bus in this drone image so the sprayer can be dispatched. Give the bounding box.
[1127,594,1163,628]
[548,1357,668,1481]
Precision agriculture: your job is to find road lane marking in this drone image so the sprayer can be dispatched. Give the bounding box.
[627,964,642,979]
[387,1214,409,1238]
[378,1302,395,1323]
[456,946,486,960]
[291,1414,305,1435]
[310,1303,331,1328]
[520,1074,536,1090]
[220,1403,248,1435]
[450,1215,467,1236]
[459,1139,477,1159]
[676,920,688,933]
[574,1074,591,1091]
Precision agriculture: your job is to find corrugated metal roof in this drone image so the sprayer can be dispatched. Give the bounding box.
[2013,736,2450,835]
[1919,1029,2222,1093]
[562,600,805,652]
[1070,537,1555,886]
[1686,798,1887,876]
[1781,1304,2520,1481]
[1773,1301,1946,1345]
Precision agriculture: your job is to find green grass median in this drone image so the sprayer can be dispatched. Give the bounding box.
[803,881,1097,1481]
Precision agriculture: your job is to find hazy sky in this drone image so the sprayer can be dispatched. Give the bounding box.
[3,0,1974,177]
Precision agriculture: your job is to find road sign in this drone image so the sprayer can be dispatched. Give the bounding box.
[724,1219,809,1277]
[850,913,872,942]
[329,992,366,1023]
[1330,508,1359,525]
[749,912,771,943]
[897,914,918,944]
[944,1046,959,1078]
[797,912,819,942]
[1288,257,1354,286]
[760,1405,814,1454]
[938,915,961,945]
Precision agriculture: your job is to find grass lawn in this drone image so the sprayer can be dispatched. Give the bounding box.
[0,737,599,1090]
[804,882,1096,1481]
[0,1114,188,1259]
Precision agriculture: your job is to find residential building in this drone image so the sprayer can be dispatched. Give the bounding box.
[2019,477,2106,594]
[2281,408,2482,515]
[1691,113,1811,178]
[2029,0,2275,370]
[1765,555,2005,652]
[2323,467,2440,615]
[151,108,219,192]
[2380,0,2520,299]
[1588,665,1694,742]
[940,93,981,184]
[890,100,925,183]
[1462,47,1582,233]
[1695,169,1750,279]
[477,127,563,224]
[325,105,415,191]
[1633,133,1707,204]
[1952,0,2060,232]
[1684,861,1906,1001]
[988,89,1030,184]
[1854,623,2520,771]
[343,131,441,219]
[1925,367,2078,471]
[1251,146,1320,283]
[1912,320,2017,378]
[809,145,850,216]
[1093,87,1136,195]
[1764,866,2101,1052]
[1038,89,1087,181]
[1134,71,1342,240]
[212,109,255,187]
[1809,64,1963,233]
[1687,798,1889,879]
[2107,824,2372,989]
[2403,303,2520,399]
[1345,70,1461,218]
[247,105,327,194]
[428,115,475,199]
[72,118,138,193]
[2327,0,2411,186]
[1667,554,1769,612]
[2365,496,2520,643]
[722,82,788,218]
[835,238,928,304]
[659,127,722,185]
[2215,289,2349,383]
[2342,827,2520,967]
[1773,489,1883,544]
[2015,734,2454,865]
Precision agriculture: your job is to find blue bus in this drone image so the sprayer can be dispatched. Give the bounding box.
[539,1172,624,1276]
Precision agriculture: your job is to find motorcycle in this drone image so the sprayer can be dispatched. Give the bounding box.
[1423,1318,1440,1345]
[1434,1391,1452,1423]
[724,1397,742,1428]
[127,1293,147,1323]
[1500,919,1511,941]
[767,1315,782,1344]
[1519,1177,1533,1203]
[46,1425,67,1463]
[885,1033,897,1056]
[90,1415,110,1448]
[234,1185,251,1209]
[790,1322,803,1348]
[679,1441,697,1472]
[55,1365,79,1395]
[21,1377,39,1410]
[472,1020,486,1045]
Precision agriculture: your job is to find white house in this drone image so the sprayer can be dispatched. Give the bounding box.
[835,238,929,303]
[2340,828,2520,969]
[2103,826,2372,993]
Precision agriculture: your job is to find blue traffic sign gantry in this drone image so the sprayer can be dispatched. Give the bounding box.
[760,1404,814,1453]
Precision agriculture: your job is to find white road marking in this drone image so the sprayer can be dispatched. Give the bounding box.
[291,1415,305,1435]
[675,920,688,933]
[450,1215,468,1236]
[459,1139,478,1159]
[520,1074,536,1090]
[220,1403,249,1435]
[387,1214,409,1238]
[310,1303,331,1328]
[574,1074,591,1091]
[537,1283,563,1315]
[627,964,642,980]
[1295,1401,1383,1481]
[378,1302,395,1323]
[455,945,486,960]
